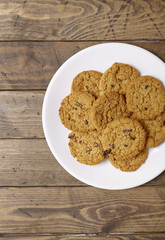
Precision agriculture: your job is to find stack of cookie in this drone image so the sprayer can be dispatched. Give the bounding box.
[59,63,165,171]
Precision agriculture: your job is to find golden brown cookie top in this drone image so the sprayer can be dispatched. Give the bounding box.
[139,112,165,148]
[99,62,139,95]
[127,75,165,120]
[59,92,96,132]
[90,92,130,131]
[100,118,146,160]
[68,131,105,165]
[109,149,148,172]
[71,70,102,98]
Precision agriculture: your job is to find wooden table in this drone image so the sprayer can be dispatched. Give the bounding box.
[0,1,164,239]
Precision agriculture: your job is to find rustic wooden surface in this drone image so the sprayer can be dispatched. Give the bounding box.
[0,41,165,90]
[0,0,164,41]
[0,0,164,239]
[0,139,165,187]
[0,187,164,234]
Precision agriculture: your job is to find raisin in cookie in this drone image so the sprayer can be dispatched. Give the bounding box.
[109,149,148,172]
[68,131,105,165]
[127,76,165,120]
[101,118,146,160]
[59,92,95,132]
[140,113,165,148]
[71,71,102,98]
[99,62,139,95]
[91,92,130,131]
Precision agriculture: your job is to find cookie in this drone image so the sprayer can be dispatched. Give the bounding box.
[68,131,105,165]
[59,92,96,132]
[140,113,165,148]
[71,71,102,98]
[109,149,148,172]
[90,92,130,131]
[99,62,139,95]
[126,76,165,120]
[101,118,146,160]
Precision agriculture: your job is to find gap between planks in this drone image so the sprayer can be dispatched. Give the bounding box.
[0,39,164,43]
[0,185,164,189]
[0,231,165,236]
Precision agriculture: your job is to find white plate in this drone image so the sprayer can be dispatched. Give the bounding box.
[42,43,165,190]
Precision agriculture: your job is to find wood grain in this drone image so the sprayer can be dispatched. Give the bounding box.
[0,139,164,187]
[0,41,164,90]
[1,233,165,240]
[0,0,164,40]
[0,91,44,138]
[0,186,164,234]
[0,139,83,187]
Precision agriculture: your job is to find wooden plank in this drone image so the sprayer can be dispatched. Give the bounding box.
[0,0,164,40]
[0,91,44,138]
[0,91,164,186]
[0,139,84,187]
[0,139,164,187]
[0,41,164,90]
[0,186,164,233]
[0,233,165,240]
